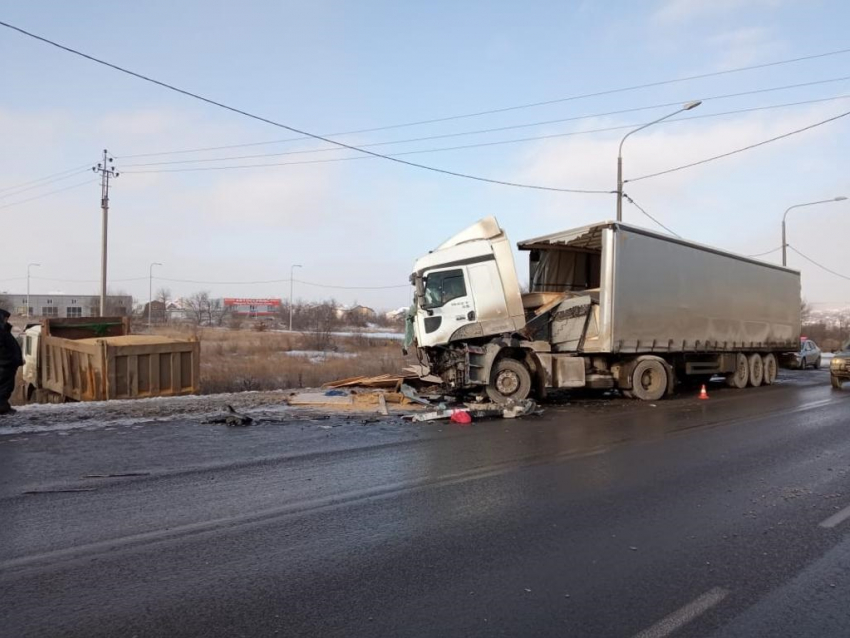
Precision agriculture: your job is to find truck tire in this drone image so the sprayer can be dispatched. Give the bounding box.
[762,354,778,385]
[726,352,749,389]
[630,359,668,401]
[747,353,764,387]
[486,358,532,404]
[833,375,844,390]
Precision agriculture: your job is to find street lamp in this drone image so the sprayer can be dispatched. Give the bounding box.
[289,264,302,332]
[26,263,40,318]
[616,100,702,222]
[782,197,847,266]
[149,262,163,328]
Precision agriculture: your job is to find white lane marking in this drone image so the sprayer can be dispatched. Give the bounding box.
[819,503,850,529]
[633,587,729,638]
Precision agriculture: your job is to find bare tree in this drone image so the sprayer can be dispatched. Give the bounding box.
[156,287,172,305]
[801,298,812,324]
[184,291,211,325]
[304,301,339,351]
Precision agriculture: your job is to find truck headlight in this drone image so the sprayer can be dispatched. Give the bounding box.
[832,357,847,370]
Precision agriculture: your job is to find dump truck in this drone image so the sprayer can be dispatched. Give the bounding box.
[20,317,201,403]
[409,218,801,402]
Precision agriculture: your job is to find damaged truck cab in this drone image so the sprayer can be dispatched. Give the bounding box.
[410,217,801,402]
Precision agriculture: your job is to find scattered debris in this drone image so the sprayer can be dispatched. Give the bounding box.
[409,398,541,422]
[377,394,389,416]
[450,410,472,425]
[401,383,431,405]
[202,405,254,426]
[287,393,354,407]
[323,373,418,391]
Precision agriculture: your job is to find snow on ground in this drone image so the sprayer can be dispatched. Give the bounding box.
[0,391,298,436]
[284,350,358,363]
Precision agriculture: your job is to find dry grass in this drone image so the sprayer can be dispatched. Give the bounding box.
[151,326,413,394]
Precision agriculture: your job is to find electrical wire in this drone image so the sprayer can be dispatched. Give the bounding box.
[788,245,850,281]
[153,275,410,289]
[0,168,92,200]
[0,163,93,194]
[0,179,97,210]
[626,108,850,183]
[621,193,682,237]
[117,75,850,165]
[108,48,850,160]
[119,95,850,175]
[30,276,149,283]
[745,246,783,258]
[0,21,609,195]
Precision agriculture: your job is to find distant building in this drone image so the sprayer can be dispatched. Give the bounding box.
[0,293,133,318]
[223,298,282,318]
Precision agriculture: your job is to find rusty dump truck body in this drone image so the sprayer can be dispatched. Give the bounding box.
[22,317,200,403]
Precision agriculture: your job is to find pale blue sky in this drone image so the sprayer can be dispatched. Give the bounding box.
[1,0,849,309]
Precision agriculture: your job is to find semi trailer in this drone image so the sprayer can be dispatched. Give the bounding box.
[409,218,801,402]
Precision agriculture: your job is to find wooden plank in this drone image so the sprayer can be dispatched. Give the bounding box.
[191,344,201,394]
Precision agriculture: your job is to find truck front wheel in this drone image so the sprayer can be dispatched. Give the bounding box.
[486,358,532,404]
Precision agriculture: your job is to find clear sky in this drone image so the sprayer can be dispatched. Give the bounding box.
[1,0,848,310]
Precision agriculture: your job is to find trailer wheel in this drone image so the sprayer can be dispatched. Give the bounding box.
[630,359,668,401]
[726,353,749,389]
[486,358,532,404]
[747,353,764,387]
[762,354,778,385]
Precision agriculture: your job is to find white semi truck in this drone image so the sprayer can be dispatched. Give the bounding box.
[409,218,801,402]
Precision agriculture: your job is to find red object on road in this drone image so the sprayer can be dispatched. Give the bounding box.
[450,410,472,424]
[698,384,710,400]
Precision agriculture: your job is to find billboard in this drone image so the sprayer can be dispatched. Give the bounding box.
[223,298,282,317]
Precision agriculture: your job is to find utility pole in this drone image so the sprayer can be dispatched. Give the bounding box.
[92,150,119,316]
[149,262,163,328]
[289,264,302,331]
[26,263,40,319]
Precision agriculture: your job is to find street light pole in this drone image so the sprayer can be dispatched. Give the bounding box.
[26,263,40,318]
[289,264,302,332]
[782,197,847,266]
[616,101,702,222]
[149,262,163,328]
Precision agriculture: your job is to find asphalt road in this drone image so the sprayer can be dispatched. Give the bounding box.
[2,369,850,637]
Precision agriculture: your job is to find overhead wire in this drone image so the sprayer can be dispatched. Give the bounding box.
[0,21,609,194]
[621,193,682,237]
[0,179,98,210]
[117,75,850,165]
[119,94,850,175]
[745,246,783,258]
[788,246,850,282]
[110,47,850,159]
[626,108,850,183]
[0,168,92,199]
[0,163,93,194]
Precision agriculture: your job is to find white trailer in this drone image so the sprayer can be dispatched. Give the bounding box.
[410,218,801,401]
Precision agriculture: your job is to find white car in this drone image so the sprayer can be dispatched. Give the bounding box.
[793,338,822,369]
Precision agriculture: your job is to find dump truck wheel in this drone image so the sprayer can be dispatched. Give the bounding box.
[762,354,778,385]
[486,358,532,404]
[747,353,764,387]
[726,353,749,389]
[630,359,667,401]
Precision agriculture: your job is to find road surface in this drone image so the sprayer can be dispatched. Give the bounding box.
[2,368,849,637]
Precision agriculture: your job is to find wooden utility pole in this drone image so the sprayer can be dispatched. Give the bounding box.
[92,150,118,316]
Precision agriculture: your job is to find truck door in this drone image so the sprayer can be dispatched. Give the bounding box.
[417,267,476,347]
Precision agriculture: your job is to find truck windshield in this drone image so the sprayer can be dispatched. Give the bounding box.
[423,269,466,309]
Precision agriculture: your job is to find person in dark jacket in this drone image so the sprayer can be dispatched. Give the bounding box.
[0,308,23,415]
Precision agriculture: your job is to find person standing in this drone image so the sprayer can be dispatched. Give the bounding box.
[0,308,23,415]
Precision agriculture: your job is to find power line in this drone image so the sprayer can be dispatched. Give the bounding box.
[154,275,409,289]
[745,246,783,258]
[110,47,850,160]
[120,94,850,175]
[0,163,92,194]
[118,75,850,165]
[788,245,850,282]
[621,193,681,237]
[0,168,92,200]
[296,279,409,290]
[0,179,97,210]
[0,21,609,195]
[626,108,850,183]
[31,275,148,283]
